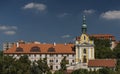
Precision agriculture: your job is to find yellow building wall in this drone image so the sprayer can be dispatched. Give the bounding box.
[75,33,94,63]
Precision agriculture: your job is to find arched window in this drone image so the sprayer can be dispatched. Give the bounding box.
[84,36,86,40]
[16,47,23,52]
[30,46,40,52]
[83,48,86,54]
[48,47,55,52]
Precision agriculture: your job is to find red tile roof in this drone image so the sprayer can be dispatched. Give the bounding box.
[88,59,116,68]
[4,43,75,54]
[89,34,115,41]
[90,34,113,36]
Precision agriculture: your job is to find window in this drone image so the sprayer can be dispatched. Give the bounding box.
[50,60,53,62]
[67,54,69,56]
[34,54,36,57]
[48,47,55,52]
[83,56,87,63]
[30,46,40,52]
[56,60,58,62]
[56,66,58,69]
[83,48,86,54]
[84,36,86,40]
[72,54,74,57]
[66,60,69,64]
[56,54,58,57]
[50,54,53,57]
[72,60,74,63]
[50,65,53,70]
[16,47,23,52]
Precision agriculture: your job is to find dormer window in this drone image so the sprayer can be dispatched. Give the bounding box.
[16,47,23,52]
[30,46,40,52]
[48,47,55,52]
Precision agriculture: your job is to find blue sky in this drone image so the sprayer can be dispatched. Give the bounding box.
[0,0,120,45]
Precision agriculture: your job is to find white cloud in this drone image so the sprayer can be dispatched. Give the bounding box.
[61,34,71,38]
[57,13,71,18]
[101,10,120,20]
[0,25,17,35]
[0,25,17,30]
[83,9,95,15]
[4,31,16,35]
[23,2,47,12]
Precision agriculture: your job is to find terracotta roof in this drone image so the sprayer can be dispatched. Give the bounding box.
[4,43,75,54]
[89,34,115,41]
[88,59,116,68]
[90,34,114,37]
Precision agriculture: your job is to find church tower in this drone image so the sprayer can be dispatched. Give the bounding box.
[75,16,95,64]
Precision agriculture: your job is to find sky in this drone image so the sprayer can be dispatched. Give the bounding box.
[0,0,120,46]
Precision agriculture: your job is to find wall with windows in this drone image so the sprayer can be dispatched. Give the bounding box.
[7,53,75,70]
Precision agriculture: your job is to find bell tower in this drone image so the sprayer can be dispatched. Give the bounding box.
[75,16,95,64]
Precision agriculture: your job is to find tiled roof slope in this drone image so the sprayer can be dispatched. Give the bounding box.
[90,34,113,36]
[89,34,115,41]
[4,43,75,54]
[88,59,116,68]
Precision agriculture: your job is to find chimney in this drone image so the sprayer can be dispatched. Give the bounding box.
[53,42,56,46]
[16,42,19,47]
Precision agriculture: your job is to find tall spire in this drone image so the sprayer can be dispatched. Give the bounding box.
[82,15,87,34]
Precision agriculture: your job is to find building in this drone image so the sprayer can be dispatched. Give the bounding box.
[3,16,116,71]
[89,34,116,41]
[90,34,117,50]
[88,59,116,71]
[3,42,14,50]
[4,42,75,70]
[75,16,94,64]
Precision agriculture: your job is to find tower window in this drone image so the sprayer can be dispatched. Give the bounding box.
[83,56,87,63]
[84,36,86,40]
[83,48,86,54]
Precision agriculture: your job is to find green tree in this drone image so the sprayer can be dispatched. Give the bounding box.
[31,61,43,74]
[37,58,50,74]
[54,70,64,74]
[60,56,67,73]
[13,55,31,74]
[71,69,89,74]
[99,68,110,74]
[113,43,120,58]
[2,55,16,74]
[91,37,114,59]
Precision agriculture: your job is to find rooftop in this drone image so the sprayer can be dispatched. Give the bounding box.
[88,59,116,68]
[4,43,75,54]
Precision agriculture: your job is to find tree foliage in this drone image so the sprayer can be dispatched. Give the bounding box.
[0,54,51,74]
[37,58,50,73]
[113,43,120,58]
[60,56,67,71]
[90,37,115,59]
